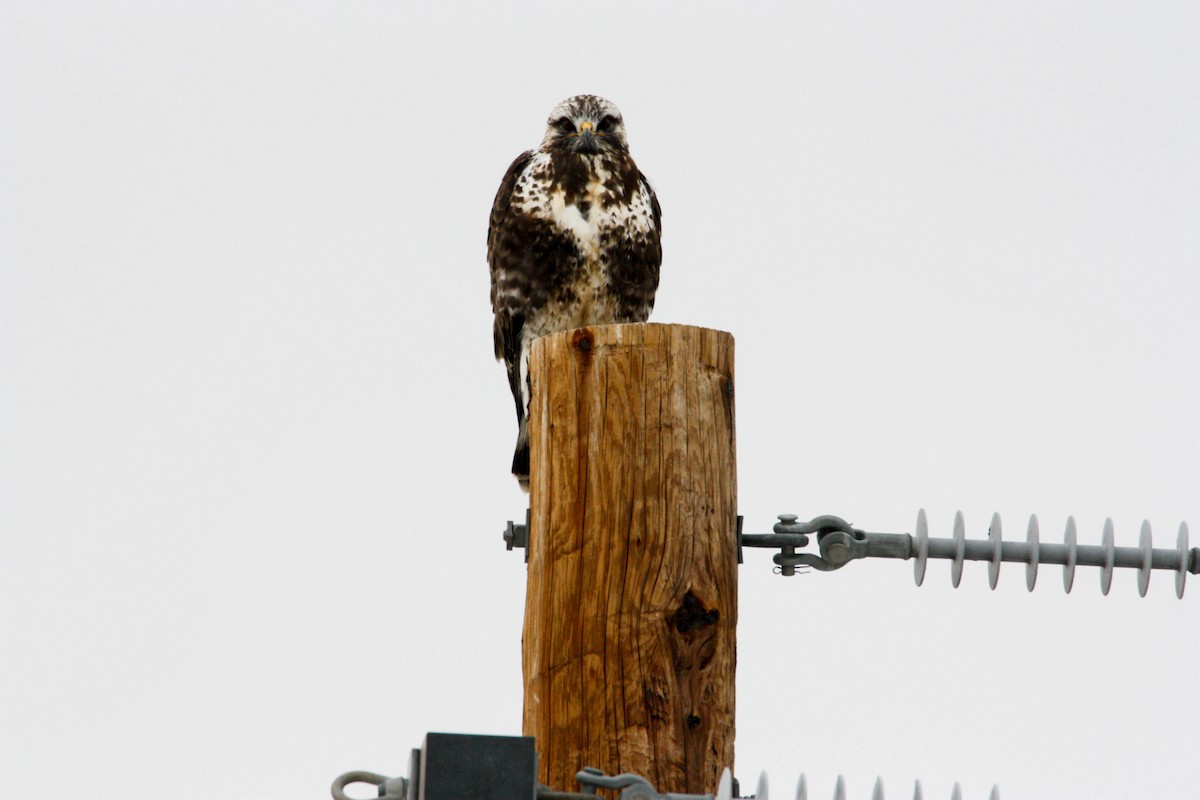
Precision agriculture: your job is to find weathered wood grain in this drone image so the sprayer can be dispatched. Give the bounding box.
[522,323,737,794]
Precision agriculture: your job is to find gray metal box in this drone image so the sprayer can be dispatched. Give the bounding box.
[418,732,537,800]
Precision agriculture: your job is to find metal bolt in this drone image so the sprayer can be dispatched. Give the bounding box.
[776,515,798,576]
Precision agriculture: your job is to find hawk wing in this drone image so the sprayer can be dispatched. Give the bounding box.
[640,171,663,245]
[626,170,662,318]
[487,150,536,425]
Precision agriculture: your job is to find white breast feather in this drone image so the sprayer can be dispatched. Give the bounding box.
[512,153,656,337]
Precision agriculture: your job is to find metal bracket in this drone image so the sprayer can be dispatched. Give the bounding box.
[738,514,873,576]
[547,766,745,800]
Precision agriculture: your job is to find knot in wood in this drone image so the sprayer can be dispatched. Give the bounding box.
[571,329,593,353]
[673,591,720,633]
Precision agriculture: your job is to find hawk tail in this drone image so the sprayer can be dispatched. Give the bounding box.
[507,334,531,491]
[512,422,530,491]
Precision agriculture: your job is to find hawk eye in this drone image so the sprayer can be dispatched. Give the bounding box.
[597,115,617,133]
[555,116,575,134]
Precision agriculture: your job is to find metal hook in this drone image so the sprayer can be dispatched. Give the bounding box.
[331,771,407,800]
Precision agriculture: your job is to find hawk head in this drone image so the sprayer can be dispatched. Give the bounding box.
[540,95,629,156]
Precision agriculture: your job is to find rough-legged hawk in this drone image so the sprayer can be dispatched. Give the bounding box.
[488,95,662,490]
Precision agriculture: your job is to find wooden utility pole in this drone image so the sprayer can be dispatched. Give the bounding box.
[521,323,738,795]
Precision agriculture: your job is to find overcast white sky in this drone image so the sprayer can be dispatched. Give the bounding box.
[2,3,1197,799]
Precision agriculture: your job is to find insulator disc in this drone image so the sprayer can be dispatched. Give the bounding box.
[951,782,962,800]
[795,772,807,800]
[988,512,1002,589]
[1177,522,1189,599]
[834,775,846,800]
[872,776,883,800]
[1063,517,1077,594]
[1026,514,1040,591]
[912,780,923,800]
[1101,519,1115,596]
[952,511,965,588]
[914,509,929,586]
[1138,521,1153,597]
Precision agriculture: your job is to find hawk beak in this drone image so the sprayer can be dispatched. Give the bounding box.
[574,119,599,152]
